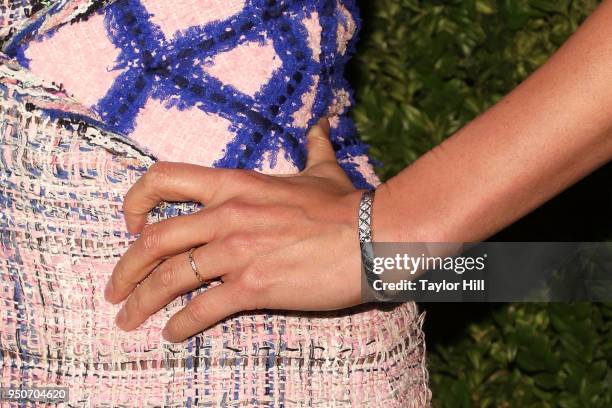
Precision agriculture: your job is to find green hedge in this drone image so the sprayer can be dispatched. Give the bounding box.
[349,1,612,406]
[349,0,599,179]
[427,303,612,407]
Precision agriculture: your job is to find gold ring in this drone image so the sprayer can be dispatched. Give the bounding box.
[188,247,205,283]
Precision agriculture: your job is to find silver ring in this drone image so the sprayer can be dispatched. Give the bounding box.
[188,247,205,283]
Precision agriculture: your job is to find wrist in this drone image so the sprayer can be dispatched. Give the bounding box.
[372,179,444,243]
[370,182,401,242]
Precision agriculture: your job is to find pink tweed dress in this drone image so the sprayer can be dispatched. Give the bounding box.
[0,0,431,406]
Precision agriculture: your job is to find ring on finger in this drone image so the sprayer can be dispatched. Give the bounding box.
[188,247,205,284]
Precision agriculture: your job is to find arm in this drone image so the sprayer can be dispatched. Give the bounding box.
[374,0,612,243]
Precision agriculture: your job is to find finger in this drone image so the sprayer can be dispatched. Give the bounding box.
[115,241,246,331]
[305,117,336,170]
[107,199,262,304]
[106,212,207,304]
[162,282,244,342]
[123,162,262,234]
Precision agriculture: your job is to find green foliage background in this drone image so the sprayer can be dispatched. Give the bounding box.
[348,1,612,407]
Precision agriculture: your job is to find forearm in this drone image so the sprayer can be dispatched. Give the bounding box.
[374,0,612,243]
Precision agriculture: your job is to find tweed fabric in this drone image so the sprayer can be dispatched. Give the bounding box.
[0,1,432,407]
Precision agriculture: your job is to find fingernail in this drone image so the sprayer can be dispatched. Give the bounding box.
[115,307,127,328]
[104,280,114,302]
[161,326,171,341]
[317,117,330,132]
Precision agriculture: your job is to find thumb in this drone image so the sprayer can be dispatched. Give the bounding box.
[305,117,336,170]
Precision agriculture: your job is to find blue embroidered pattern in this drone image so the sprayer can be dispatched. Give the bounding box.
[11,0,374,188]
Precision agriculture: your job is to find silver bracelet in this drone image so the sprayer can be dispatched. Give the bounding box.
[359,190,378,298]
[358,189,395,302]
[358,190,375,243]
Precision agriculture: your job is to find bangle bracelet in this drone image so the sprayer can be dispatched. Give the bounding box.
[358,189,394,302]
[358,190,375,243]
[359,190,380,300]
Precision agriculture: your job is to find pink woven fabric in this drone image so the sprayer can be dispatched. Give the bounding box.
[25,11,123,107]
[0,1,432,406]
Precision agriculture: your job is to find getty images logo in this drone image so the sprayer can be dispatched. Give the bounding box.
[372,253,488,275]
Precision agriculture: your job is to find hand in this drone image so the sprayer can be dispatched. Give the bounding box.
[104,119,367,342]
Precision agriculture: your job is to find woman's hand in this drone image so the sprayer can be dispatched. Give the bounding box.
[104,119,367,342]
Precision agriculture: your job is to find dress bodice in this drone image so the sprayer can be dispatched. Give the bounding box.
[2,0,378,188]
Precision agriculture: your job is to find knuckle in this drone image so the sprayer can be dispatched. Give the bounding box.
[157,261,177,293]
[223,233,253,252]
[185,299,209,326]
[140,224,163,254]
[238,263,271,296]
[146,161,172,187]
